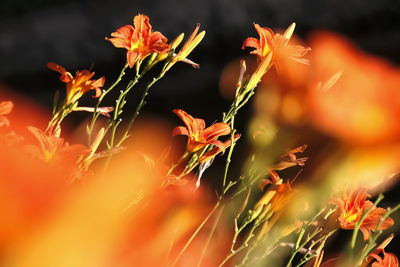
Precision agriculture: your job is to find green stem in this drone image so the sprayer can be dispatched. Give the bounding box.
[88,62,129,145]
[350,194,384,249]
[197,205,225,267]
[231,224,247,252]
[284,208,330,267]
[171,201,220,267]
[354,202,400,266]
[108,75,140,147]
[219,221,259,267]
[285,228,322,267]
[116,74,164,147]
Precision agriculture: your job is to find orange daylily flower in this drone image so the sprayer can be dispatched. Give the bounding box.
[371,252,399,267]
[106,14,170,68]
[256,171,295,215]
[255,177,297,237]
[269,182,295,213]
[0,100,13,127]
[172,109,231,153]
[242,23,310,70]
[364,234,399,267]
[259,145,308,190]
[271,144,308,171]
[331,189,394,240]
[27,126,89,163]
[47,62,105,104]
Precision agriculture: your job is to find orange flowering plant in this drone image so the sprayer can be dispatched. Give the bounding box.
[2,12,400,267]
[106,14,170,68]
[172,109,231,153]
[331,189,394,240]
[363,234,399,267]
[242,23,311,69]
[46,62,106,136]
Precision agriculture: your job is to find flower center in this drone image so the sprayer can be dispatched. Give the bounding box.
[343,207,361,224]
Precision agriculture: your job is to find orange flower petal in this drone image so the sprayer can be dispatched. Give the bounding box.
[133,14,152,37]
[199,134,241,163]
[172,126,189,137]
[106,25,134,49]
[200,123,231,141]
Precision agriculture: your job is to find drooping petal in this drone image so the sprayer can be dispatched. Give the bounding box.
[149,31,169,53]
[47,62,67,75]
[73,106,114,117]
[200,122,231,141]
[199,134,241,163]
[90,77,106,98]
[106,25,134,49]
[179,57,200,68]
[208,139,226,155]
[113,25,134,38]
[47,62,73,82]
[172,126,189,136]
[242,37,261,51]
[380,252,399,267]
[360,226,372,241]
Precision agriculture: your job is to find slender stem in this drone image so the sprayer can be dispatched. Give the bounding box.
[247,244,279,266]
[350,194,384,249]
[219,221,259,267]
[222,128,236,188]
[116,73,164,147]
[354,202,400,266]
[296,230,336,267]
[171,201,220,267]
[46,101,76,136]
[88,62,128,145]
[172,64,266,266]
[240,223,260,264]
[166,152,190,177]
[285,228,322,267]
[284,208,330,267]
[108,61,142,148]
[197,205,225,267]
[108,75,140,147]
[231,224,246,252]
[286,229,305,267]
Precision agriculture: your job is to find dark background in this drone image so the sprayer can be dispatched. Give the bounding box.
[1,0,400,114]
[1,0,400,258]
